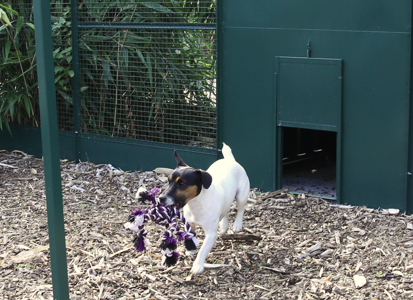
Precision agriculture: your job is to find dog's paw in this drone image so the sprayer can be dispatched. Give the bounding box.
[190,262,205,275]
[219,215,229,233]
[232,221,243,232]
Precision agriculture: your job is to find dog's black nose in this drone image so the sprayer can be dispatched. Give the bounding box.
[159,196,166,203]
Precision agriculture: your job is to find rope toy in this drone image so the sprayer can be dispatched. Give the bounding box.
[124,186,199,266]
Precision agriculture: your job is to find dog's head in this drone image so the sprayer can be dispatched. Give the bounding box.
[159,151,212,208]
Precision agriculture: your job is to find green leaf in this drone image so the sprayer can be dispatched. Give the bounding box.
[15,16,24,38]
[55,73,65,84]
[23,95,31,116]
[101,60,114,87]
[0,8,12,26]
[82,35,112,42]
[121,46,128,68]
[24,22,34,30]
[4,40,11,63]
[3,119,11,133]
[53,47,61,56]
[135,49,146,66]
[146,53,153,88]
[58,90,73,105]
[68,70,74,77]
[54,66,64,73]
[8,96,18,119]
[0,4,18,16]
[141,2,174,14]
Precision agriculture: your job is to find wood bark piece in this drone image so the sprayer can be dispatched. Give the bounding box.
[353,274,367,288]
[220,233,262,241]
[0,163,18,169]
[259,189,289,200]
[153,167,174,176]
[306,242,322,253]
[261,266,287,274]
[204,263,231,269]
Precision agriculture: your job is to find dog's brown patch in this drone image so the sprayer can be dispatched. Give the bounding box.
[175,176,181,183]
[176,185,198,204]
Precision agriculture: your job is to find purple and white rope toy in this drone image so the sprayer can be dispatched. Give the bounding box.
[124,186,199,266]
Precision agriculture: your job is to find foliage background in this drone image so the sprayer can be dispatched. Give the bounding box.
[0,0,216,147]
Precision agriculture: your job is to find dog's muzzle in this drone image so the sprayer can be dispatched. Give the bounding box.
[159,195,175,206]
[159,195,186,209]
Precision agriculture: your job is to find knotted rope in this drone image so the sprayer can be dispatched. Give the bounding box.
[124,187,199,266]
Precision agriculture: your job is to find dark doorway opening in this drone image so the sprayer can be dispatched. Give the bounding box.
[282,127,337,199]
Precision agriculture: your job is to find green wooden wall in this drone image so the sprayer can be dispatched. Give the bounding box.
[219,0,412,211]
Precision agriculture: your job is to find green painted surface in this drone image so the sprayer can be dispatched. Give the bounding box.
[276,57,342,131]
[0,126,217,172]
[78,134,217,171]
[33,0,70,298]
[220,0,411,211]
[0,126,75,160]
[222,1,410,32]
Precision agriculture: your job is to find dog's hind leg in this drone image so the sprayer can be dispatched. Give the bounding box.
[233,181,249,232]
[219,214,229,233]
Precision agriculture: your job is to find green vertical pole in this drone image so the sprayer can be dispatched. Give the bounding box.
[71,0,81,162]
[216,0,223,157]
[33,1,70,300]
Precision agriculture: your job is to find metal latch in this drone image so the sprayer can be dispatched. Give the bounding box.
[307,41,311,58]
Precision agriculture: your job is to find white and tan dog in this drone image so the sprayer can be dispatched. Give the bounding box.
[159,143,250,274]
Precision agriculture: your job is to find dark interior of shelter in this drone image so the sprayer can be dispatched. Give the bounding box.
[282,128,337,199]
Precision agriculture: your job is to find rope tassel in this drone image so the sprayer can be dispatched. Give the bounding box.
[124,187,199,266]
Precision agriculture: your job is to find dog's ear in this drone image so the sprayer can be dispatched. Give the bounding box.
[198,170,212,189]
[174,150,187,167]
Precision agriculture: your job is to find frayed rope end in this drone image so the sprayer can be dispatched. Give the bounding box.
[163,249,180,266]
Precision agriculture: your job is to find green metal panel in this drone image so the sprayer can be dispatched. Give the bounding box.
[220,0,411,211]
[0,126,216,172]
[276,57,342,131]
[223,0,410,32]
[0,126,76,161]
[78,134,217,171]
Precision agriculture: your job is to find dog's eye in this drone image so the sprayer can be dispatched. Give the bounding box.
[177,180,185,187]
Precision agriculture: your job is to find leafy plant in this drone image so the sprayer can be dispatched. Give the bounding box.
[76,0,217,146]
[0,3,37,131]
[0,1,75,131]
[1,0,217,148]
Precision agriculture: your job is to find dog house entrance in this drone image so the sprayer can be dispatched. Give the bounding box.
[275,56,342,199]
[282,127,337,199]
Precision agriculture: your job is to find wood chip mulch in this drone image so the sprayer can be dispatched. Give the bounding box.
[1,149,413,299]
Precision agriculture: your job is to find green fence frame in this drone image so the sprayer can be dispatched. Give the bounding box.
[33,1,69,298]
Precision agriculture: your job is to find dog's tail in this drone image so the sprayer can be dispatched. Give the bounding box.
[222,142,236,160]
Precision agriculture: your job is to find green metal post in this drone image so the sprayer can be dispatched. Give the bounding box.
[33,1,70,299]
[71,0,81,162]
[216,0,223,156]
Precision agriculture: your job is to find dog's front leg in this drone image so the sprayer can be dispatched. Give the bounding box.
[191,229,218,275]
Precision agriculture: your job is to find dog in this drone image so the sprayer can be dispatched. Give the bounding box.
[159,143,250,274]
